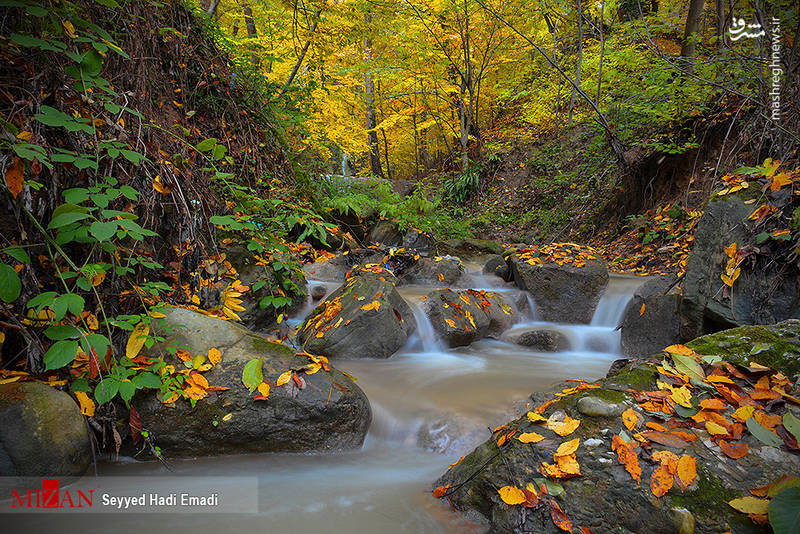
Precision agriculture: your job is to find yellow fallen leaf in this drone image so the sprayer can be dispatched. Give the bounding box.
[724,242,737,258]
[670,385,693,409]
[622,408,638,431]
[518,432,545,444]
[222,413,233,422]
[705,421,728,435]
[498,486,526,505]
[527,412,547,423]
[639,303,646,316]
[361,300,381,311]
[728,496,769,515]
[276,370,292,386]
[208,347,222,366]
[445,318,456,328]
[732,405,755,422]
[555,438,580,456]
[257,382,270,397]
[664,344,694,356]
[126,322,150,359]
[74,391,95,417]
[547,414,581,436]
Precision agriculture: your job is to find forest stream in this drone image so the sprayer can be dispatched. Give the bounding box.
[17,268,644,533]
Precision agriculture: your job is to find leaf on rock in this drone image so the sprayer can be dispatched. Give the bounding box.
[556,438,580,457]
[746,417,784,447]
[650,462,674,497]
[276,370,292,386]
[241,358,263,393]
[612,435,641,482]
[622,408,638,431]
[547,414,581,436]
[518,432,545,444]
[719,440,749,459]
[527,411,547,423]
[728,496,770,515]
[432,485,450,499]
[549,501,573,532]
[498,486,526,506]
[208,347,222,366]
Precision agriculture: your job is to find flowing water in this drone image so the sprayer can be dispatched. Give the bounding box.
[14,271,644,533]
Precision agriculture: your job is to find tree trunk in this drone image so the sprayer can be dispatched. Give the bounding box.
[596,0,605,104]
[241,2,259,68]
[568,0,583,125]
[275,10,322,99]
[364,13,383,177]
[715,0,725,49]
[681,0,705,69]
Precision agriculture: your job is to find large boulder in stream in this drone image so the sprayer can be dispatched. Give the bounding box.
[433,320,800,534]
[0,381,91,476]
[435,238,505,260]
[132,307,371,456]
[397,256,464,286]
[620,274,683,357]
[304,248,385,281]
[423,289,518,347]
[298,275,416,359]
[681,191,800,340]
[509,244,609,324]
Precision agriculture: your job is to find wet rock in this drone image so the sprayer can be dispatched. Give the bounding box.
[501,327,570,352]
[416,413,487,455]
[576,395,626,417]
[433,326,800,534]
[134,307,371,457]
[298,275,416,359]
[223,246,307,330]
[369,219,403,247]
[402,228,436,254]
[435,238,505,260]
[620,274,682,357]
[0,381,91,476]
[424,289,518,347]
[397,256,464,286]
[681,193,800,340]
[482,254,510,281]
[304,248,385,281]
[509,248,609,324]
[310,285,327,301]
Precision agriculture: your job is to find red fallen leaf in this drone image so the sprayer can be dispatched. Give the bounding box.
[640,430,690,449]
[579,528,596,534]
[253,394,269,401]
[719,440,749,459]
[777,424,799,449]
[129,406,143,447]
[521,488,539,507]
[292,372,305,388]
[206,385,231,391]
[432,485,450,498]
[549,500,573,532]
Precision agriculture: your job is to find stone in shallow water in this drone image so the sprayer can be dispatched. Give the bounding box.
[576,395,626,417]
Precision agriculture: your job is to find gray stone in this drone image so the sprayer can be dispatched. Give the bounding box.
[368,219,403,247]
[402,228,436,254]
[436,238,505,260]
[424,289,517,347]
[304,248,384,281]
[310,285,327,301]
[576,396,626,417]
[397,256,464,286]
[620,274,682,357]
[482,254,510,281]
[135,307,371,457]
[501,328,570,352]
[681,194,800,340]
[298,276,416,359]
[0,381,91,476]
[509,251,609,324]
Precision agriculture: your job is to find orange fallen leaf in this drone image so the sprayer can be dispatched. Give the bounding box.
[650,462,674,497]
[4,156,24,199]
[445,318,456,328]
[676,455,698,489]
[664,344,694,356]
[74,391,95,417]
[432,485,450,498]
[549,500,573,532]
[622,408,638,431]
[547,414,581,436]
[612,435,641,482]
[645,422,669,432]
[699,398,727,410]
[639,303,646,316]
[208,347,222,366]
[719,440,749,459]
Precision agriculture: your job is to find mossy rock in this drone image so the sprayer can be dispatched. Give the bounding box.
[687,319,800,377]
[0,381,91,476]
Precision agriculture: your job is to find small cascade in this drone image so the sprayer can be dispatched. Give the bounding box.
[590,290,634,328]
[404,299,443,353]
[286,279,343,328]
[364,402,424,448]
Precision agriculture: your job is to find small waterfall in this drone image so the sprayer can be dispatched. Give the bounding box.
[590,290,634,328]
[405,299,442,353]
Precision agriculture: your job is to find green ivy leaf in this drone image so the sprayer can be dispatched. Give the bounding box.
[94,377,120,405]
